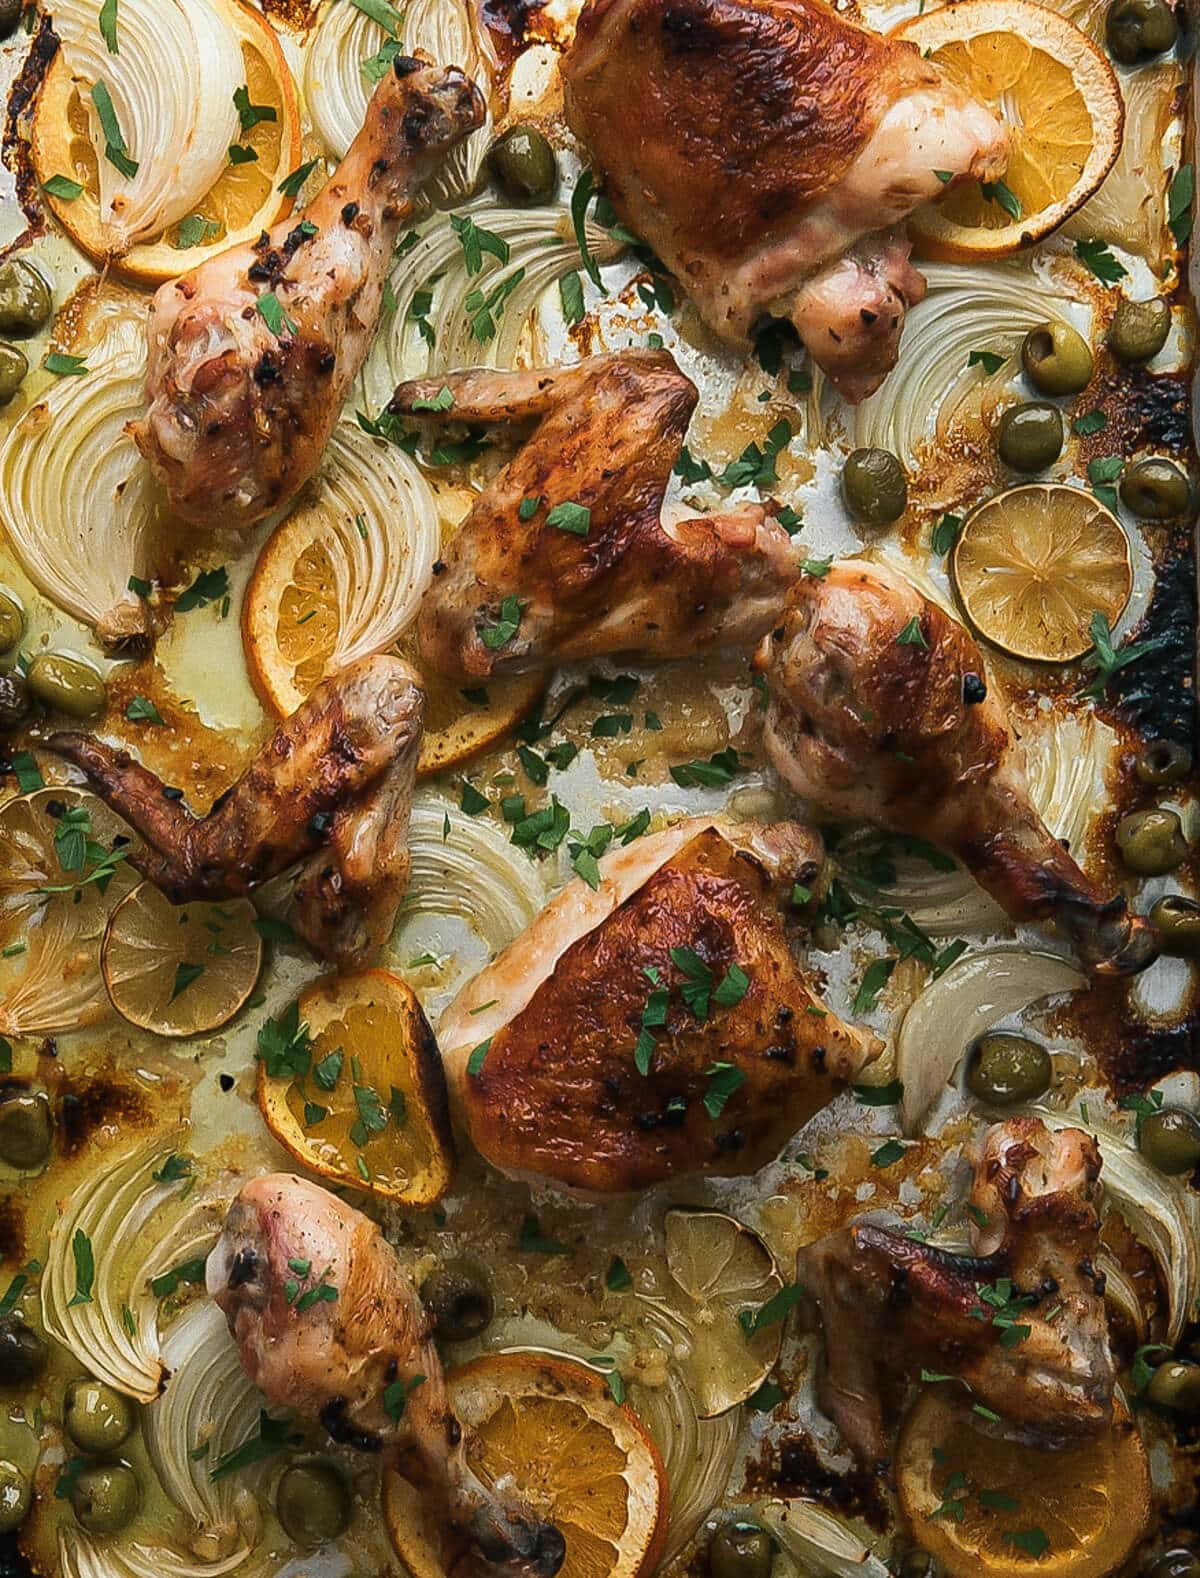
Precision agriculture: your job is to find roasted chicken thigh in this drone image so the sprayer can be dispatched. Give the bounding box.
[563,0,1009,400]
[390,352,800,683]
[439,817,882,1192]
[759,559,1158,974]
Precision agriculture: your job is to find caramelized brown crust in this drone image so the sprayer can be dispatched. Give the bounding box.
[463,827,879,1192]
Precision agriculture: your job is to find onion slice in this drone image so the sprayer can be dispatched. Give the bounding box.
[758,1500,890,1578]
[49,0,242,247]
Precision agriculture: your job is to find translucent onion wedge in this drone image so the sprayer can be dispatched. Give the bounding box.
[59,1528,251,1578]
[41,1132,202,1402]
[758,1500,890,1578]
[304,0,492,207]
[853,263,1079,466]
[49,0,242,248]
[896,946,1085,1132]
[0,315,175,643]
[1020,1103,1200,1343]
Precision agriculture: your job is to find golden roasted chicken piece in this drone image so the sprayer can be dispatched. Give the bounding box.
[390,352,800,683]
[798,1119,1114,1466]
[50,655,423,967]
[759,559,1158,974]
[563,0,1008,401]
[439,817,882,1192]
[208,1174,564,1575]
[134,57,484,529]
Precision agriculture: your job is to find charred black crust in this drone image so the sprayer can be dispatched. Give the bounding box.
[319,1397,383,1453]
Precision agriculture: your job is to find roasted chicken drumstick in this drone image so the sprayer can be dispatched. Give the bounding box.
[208,1174,565,1575]
[563,0,1008,401]
[134,56,484,529]
[390,351,800,683]
[759,559,1158,974]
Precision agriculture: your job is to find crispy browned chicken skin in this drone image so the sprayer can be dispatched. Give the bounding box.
[759,559,1158,974]
[798,1118,1115,1466]
[390,352,801,683]
[439,817,882,1192]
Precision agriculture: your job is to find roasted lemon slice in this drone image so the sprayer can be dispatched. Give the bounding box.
[101,882,262,1038]
[896,0,1122,259]
[951,483,1131,662]
[257,970,454,1205]
[384,1353,668,1578]
[32,0,301,284]
[897,1391,1149,1578]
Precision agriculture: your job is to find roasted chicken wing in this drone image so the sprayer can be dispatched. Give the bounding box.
[134,57,484,529]
[208,1174,564,1575]
[50,655,423,967]
[563,0,1008,401]
[439,817,882,1192]
[797,1118,1114,1466]
[389,353,800,683]
[759,559,1158,974]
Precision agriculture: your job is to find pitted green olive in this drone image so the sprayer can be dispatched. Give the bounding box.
[1150,895,1200,959]
[0,0,23,41]
[1021,322,1093,395]
[1139,1108,1200,1175]
[65,1379,135,1453]
[0,259,52,337]
[1147,1551,1200,1578]
[0,589,22,653]
[276,1460,352,1547]
[420,1260,494,1342]
[0,673,29,733]
[0,343,27,407]
[997,402,1063,472]
[0,1090,52,1170]
[0,1461,30,1534]
[1106,0,1178,64]
[70,1463,140,1535]
[1109,297,1171,364]
[488,125,558,206]
[966,1033,1052,1105]
[0,1316,46,1387]
[26,652,106,718]
[842,447,907,527]
[1119,458,1191,520]
[1116,807,1188,875]
[1137,739,1191,786]
[709,1521,773,1578]
[1147,1357,1200,1413]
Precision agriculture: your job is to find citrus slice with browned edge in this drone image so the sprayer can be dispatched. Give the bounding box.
[101,881,262,1037]
[32,0,301,284]
[384,1353,668,1578]
[896,0,1122,259]
[897,1390,1149,1578]
[951,483,1131,662]
[257,969,454,1205]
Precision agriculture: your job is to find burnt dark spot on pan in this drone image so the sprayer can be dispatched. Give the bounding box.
[0,1195,24,1267]
[1104,546,1196,749]
[57,1075,151,1157]
[745,1428,889,1529]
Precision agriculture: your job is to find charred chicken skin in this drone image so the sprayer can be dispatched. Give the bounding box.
[134,57,484,529]
[208,1174,565,1575]
[798,1118,1115,1467]
[390,352,801,684]
[439,817,882,1193]
[50,655,423,968]
[562,0,1008,401]
[759,559,1158,974]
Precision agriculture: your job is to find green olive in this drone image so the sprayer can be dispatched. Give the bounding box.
[1119,457,1191,520]
[1116,807,1188,875]
[1109,297,1171,364]
[1137,738,1191,786]
[0,344,27,407]
[65,1379,135,1453]
[966,1033,1052,1105]
[1106,0,1178,63]
[420,1260,494,1342]
[1146,1550,1200,1578]
[26,652,106,718]
[997,401,1063,473]
[709,1521,773,1578]
[1147,1357,1200,1413]
[0,1462,30,1535]
[488,125,558,206]
[0,1315,47,1387]
[841,447,908,527]
[1150,895,1200,959]
[276,1460,352,1547]
[0,259,52,338]
[1021,322,1093,396]
[0,0,23,41]
[0,590,22,653]
[0,673,29,733]
[70,1463,140,1535]
[1138,1107,1200,1175]
[0,1090,52,1170]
